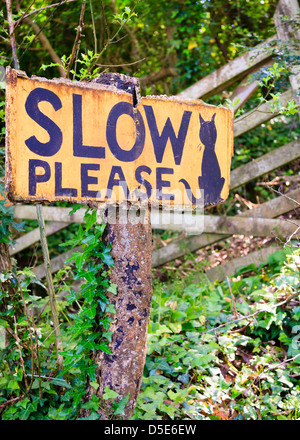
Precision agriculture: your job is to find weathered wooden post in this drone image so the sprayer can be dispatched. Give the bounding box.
[5,67,233,419]
[274,0,300,115]
[83,216,153,419]
[81,73,153,419]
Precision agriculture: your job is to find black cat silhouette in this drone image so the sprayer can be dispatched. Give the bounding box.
[180,112,225,205]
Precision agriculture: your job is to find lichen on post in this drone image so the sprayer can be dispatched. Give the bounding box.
[80,73,153,420]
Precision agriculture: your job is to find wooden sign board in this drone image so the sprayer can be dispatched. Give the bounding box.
[5,68,233,208]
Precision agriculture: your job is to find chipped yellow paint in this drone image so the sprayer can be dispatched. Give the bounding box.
[5,68,233,208]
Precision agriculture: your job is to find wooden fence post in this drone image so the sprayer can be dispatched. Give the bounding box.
[274,0,300,114]
[80,74,153,420]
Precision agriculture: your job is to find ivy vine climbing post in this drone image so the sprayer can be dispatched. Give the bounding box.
[80,73,153,419]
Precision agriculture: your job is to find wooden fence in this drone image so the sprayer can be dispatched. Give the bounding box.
[8,0,300,283]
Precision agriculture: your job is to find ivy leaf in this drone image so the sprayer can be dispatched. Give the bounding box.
[82,394,100,410]
[78,412,100,420]
[84,209,97,231]
[0,318,8,327]
[107,283,118,295]
[68,204,84,216]
[103,386,119,400]
[100,248,114,267]
[50,378,72,389]
[169,323,182,334]
[114,394,129,415]
[155,325,173,336]
[65,251,85,269]
[61,226,84,247]
[96,342,112,354]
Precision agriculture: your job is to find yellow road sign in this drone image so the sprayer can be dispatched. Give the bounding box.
[5,68,233,208]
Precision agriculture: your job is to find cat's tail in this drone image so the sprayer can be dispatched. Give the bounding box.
[179,178,202,206]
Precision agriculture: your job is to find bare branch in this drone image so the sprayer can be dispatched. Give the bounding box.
[89,0,97,54]
[15,0,76,27]
[96,58,145,68]
[22,16,66,77]
[13,0,35,30]
[6,0,20,69]
[36,204,64,372]
[66,0,86,79]
[13,316,29,389]
[17,0,67,77]
[0,34,10,44]
[284,220,300,248]
[226,276,239,319]
[111,0,143,59]
[139,67,177,86]
[269,186,300,206]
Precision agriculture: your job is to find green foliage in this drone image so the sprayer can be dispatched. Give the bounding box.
[245,62,299,116]
[0,184,24,244]
[0,95,19,243]
[0,208,117,420]
[132,247,300,420]
[3,218,299,420]
[0,0,299,422]
[0,0,278,94]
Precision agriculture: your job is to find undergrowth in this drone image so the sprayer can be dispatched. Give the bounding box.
[133,246,300,420]
[0,1,299,421]
[0,208,122,420]
[1,202,299,420]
